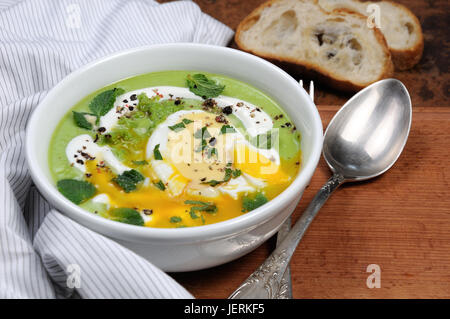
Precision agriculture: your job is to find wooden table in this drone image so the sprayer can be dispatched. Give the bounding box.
[159,0,450,298]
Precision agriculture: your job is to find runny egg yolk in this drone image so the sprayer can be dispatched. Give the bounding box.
[164,112,229,189]
[85,160,245,228]
[233,143,290,184]
[162,111,290,189]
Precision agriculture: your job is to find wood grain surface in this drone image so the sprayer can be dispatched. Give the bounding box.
[158,0,450,298]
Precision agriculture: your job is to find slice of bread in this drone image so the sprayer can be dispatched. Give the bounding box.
[235,0,394,92]
[318,0,423,70]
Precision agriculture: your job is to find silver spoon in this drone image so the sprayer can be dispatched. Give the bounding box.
[229,78,412,299]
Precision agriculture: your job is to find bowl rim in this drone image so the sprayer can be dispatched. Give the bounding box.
[26,43,323,243]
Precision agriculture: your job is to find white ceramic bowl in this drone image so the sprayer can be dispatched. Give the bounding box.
[26,43,323,272]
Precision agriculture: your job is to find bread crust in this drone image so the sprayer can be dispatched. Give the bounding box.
[382,0,424,70]
[318,0,423,70]
[235,0,394,92]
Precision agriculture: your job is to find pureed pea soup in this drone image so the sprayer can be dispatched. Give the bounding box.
[49,71,302,228]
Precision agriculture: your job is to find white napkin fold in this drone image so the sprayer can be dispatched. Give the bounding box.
[0,0,234,299]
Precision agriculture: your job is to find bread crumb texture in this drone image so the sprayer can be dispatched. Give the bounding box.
[236,0,422,90]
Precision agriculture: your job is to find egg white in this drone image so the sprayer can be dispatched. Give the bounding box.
[145,109,276,198]
[66,134,129,174]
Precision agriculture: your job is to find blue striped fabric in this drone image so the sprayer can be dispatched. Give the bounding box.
[0,0,233,299]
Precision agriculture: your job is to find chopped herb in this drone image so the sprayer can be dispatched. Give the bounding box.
[194,126,211,139]
[207,147,218,158]
[132,160,148,165]
[189,210,199,219]
[170,216,182,223]
[190,205,217,215]
[57,179,96,204]
[184,200,217,218]
[89,88,125,121]
[201,168,241,187]
[195,139,208,153]
[194,126,214,155]
[182,118,194,125]
[168,122,186,132]
[223,168,233,182]
[109,208,144,226]
[202,179,223,187]
[232,169,242,178]
[242,193,268,212]
[186,74,225,99]
[153,144,163,160]
[72,111,94,130]
[193,204,217,213]
[220,125,236,134]
[184,200,211,206]
[154,180,166,191]
[113,169,144,193]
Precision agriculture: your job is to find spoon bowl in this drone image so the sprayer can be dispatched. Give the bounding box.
[324,79,412,181]
[230,78,412,299]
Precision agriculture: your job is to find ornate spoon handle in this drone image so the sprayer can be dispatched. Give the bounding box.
[274,216,292,299]
[229,173,345,299]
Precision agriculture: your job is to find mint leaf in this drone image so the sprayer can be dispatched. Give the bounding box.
[195,139,208,153]
[153,144,163,160]
[220,125,236,135]
[223,168,233,182]
[170,216,182,223]
[89,88,125,118]
[242,193,268,212]
[184,200,211,206]
[186,74,225,99]
[132,160,148,166]
[189,210,200,219]
[109,208,144,226]
[113,169,144,193]
[190,205,217,214]
[232,169,242,178]
[57,179,96,204]
[185,200,217,219]
[201,168,241,187]
[168,122,186,132]
[202,179,223,187]
[72,111,93,130]
[182,118,194,125]
[194,126,211,139]
[154,180,166,191]
[207,147,217,158]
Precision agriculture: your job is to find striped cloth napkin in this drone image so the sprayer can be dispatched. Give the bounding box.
[0,0,234,298]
